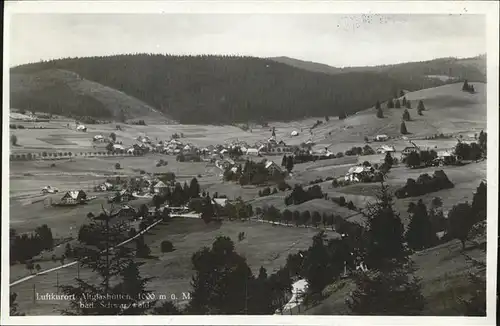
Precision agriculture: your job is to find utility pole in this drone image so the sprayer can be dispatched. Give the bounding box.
[33,283,36,304]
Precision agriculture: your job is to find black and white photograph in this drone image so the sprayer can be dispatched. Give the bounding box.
[2,1,499,325]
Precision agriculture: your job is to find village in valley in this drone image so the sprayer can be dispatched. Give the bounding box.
[6,12,492,320]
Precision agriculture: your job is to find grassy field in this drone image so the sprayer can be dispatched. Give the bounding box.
[11,217,323,315]
[9,81,488,315]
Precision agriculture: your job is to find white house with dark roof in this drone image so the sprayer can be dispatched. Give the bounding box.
[376,145,396,154]
[265,160,282,175]
[60,190,87,204]
[153,181,168,194]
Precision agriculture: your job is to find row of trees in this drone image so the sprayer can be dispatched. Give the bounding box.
[284,184,324,206]
[255,206,349,230]
[395,170,454,199]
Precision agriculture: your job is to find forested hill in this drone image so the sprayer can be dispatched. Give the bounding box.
[270,55,487,82]
[11,54,454,124]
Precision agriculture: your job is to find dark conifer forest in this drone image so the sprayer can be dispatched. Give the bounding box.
[10,54,475,124]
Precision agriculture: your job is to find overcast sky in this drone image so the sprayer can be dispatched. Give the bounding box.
[9,13,486,67]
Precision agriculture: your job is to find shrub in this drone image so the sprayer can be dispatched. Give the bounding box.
[115,163,121,169]
[160,240,174,253]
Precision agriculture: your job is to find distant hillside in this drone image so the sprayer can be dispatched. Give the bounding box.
[270,55,486,82]
[10,69,170,123]
[287,82,487,146]
[11,54,456,124]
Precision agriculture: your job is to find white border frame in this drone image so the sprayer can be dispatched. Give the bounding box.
[2,1,499,325]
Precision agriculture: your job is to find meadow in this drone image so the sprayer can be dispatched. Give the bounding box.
[8,81,488,316]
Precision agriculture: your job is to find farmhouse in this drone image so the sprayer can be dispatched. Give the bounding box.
[112,144,126,152]
[118,205,137,218]
[153,181,168,194]
[265,160,282,175]
[345,166,374,182]
[437,151,458,165]
[137,135,151,144]
[246,148,260,156]
[376,145,396,154]
[60,190,87,204]
[212,198,229,207]
[374,134,388,141]
[41,185,59,194]
[96,182,113,191]
[93,135,105,142]
[401,146,420,157]
[76,125,87,132]
[291,130,299,136]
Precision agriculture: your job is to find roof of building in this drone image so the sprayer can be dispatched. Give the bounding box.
[64,190,85,199]
[212,198,228,207]
[154,181,168,188]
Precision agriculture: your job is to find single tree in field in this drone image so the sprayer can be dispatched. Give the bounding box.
[293,210,301,227]
[400,121,408,135]
[339,111,347,120]
[405,200,438,251]
[376,107,384,119]
[301,210,311,227]
[386,99,394,109]
[375,100,381,111]
[282,209,292,225]
[402,97,407,106]
[35,264,41,273]
[384,152,394,168]
[286,155,294,173]
[11,134,18,146]
[471,181,487,223]
[403,109,411,121]
[448,202,475,250]
[281,154,287,167]
[312,211,322,227]
[189,177,200,199]
[115,163,121,170]
[395,99,401,109]
[462,80,470,92]
[26,261,35,274]
[109,132,116,142]
[417,100,425,111]
[478,130,487,156]
[325,115,329,122]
